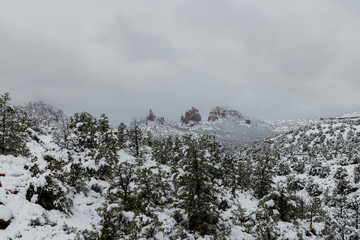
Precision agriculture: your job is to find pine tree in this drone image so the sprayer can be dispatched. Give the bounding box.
[117,122,127,149]
[134,167,162,213]
[174,135,219,235]
[0,92,30,156]
[108,162,136,211]
[69,112,99,151]
[152,136,175,165]
[126,120,143,156]
[260,184,299,222]
[96,114,118,178]
[99,113,110,132]
[251,148,275,199]
[347,193,360,240]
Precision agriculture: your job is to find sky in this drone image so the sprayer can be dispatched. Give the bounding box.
[1,0,360,124]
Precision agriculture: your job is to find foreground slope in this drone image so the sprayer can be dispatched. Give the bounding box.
[1,96,360,239]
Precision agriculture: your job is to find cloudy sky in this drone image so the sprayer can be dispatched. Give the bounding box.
[1,0,360,124]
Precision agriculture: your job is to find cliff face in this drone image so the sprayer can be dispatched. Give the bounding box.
[208,107,242,121]
[181,107,201,125]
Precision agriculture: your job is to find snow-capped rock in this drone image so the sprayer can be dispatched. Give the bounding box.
[208,106,243,121]
[180,107,201,125]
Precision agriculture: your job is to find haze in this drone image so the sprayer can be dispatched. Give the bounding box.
[1,0,360,124]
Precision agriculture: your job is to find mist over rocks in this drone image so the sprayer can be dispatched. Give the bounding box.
[208,106,243,121]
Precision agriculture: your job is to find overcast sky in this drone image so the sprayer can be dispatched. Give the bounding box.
[1,0,360,124]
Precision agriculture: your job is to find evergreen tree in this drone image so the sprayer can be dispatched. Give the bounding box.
[126,120,143,156]
[107,162,136,211]
[259,184,299,222]
[347,193,360,240]
[117,122,127,149]
[0,92,30,156]
[174,135,219,235]
[69,112,99,151]
[237,153,253,191]
[96,114,118,178]
[134,167,163,213]
[220,149,237,188]
[26,155,74,214]
[251,148,275,199]
[99,113,110,132]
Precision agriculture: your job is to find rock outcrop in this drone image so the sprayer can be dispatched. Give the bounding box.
[208,107,242,121]
[181,107,201,125]
[147,109,155,121]
[144,109,165,125]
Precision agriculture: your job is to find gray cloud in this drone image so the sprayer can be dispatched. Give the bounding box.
[0,0,360,124]
[97,15,180,62]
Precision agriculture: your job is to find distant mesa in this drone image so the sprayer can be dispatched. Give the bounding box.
[181,107,201,125]
[208,106,251,124]
[208,106,242,121]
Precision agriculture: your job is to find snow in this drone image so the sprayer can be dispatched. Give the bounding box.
[229,226,254,240]
[0,133,102,239]
[0,205,11,221]
[341,110,360,118]
[2,103,360,239]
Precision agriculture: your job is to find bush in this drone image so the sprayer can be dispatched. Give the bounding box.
[26,175,73,214]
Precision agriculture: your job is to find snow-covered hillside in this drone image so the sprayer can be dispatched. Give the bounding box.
[0,131,106,239]
[2,114,360,239]
[2,95,360,239]
[341,110,360,118]
[15,101,67,128]
[265,118,319,133]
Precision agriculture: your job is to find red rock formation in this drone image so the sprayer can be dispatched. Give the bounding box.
[181,107,201,124]
[208,107,242,121]
[145,109,165,124]
[147,109,155,121]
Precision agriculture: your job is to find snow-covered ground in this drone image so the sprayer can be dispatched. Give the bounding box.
[0,133,104,240]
